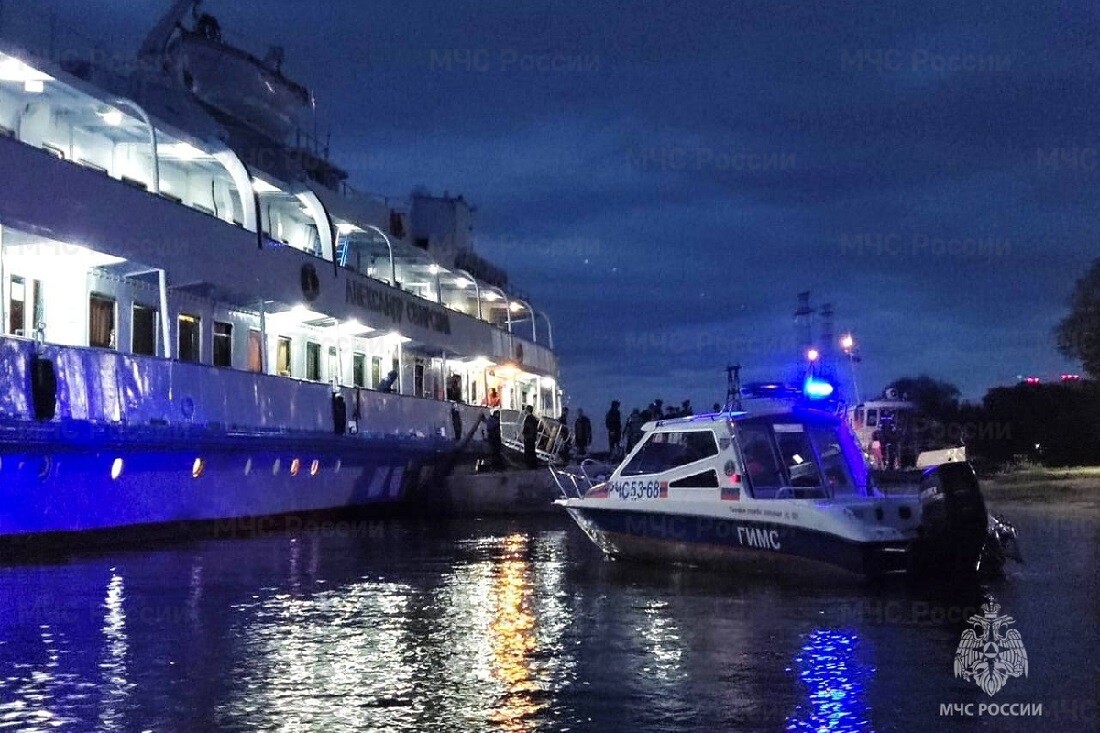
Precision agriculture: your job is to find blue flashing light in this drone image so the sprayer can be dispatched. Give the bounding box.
[803,376,835,400]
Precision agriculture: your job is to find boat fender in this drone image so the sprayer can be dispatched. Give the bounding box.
[332,393,347,435]
[30,355,58,421]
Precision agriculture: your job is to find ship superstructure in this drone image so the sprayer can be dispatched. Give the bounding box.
[0,2,561,541]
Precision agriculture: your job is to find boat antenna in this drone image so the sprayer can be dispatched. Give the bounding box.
[724,364,742,412]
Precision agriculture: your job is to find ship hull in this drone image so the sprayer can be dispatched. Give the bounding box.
[0,422,444,543]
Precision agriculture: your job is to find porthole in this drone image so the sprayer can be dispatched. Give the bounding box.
[244,458,253,476]
[333,459,342,474]
[272,458,281,475]
[110,457,124,480]
[38,456,53,481]
[192,457,206,479]
[309,459,320,477]
[290,458,301,477]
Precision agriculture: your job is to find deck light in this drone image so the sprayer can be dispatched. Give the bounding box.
[806,348,820,362]
[158,141,206,160]
[101,108,124,126]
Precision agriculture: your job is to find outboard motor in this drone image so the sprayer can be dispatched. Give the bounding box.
[915,462,989,576]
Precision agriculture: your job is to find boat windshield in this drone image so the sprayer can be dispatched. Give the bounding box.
[620,430,719,476]
[737,417,864,498]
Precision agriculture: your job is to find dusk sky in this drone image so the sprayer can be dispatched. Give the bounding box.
[28,0,1097,414]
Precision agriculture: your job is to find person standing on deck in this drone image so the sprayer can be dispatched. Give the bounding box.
[558,407,571,463]
[450,404,463,441]
[486,410,505,470]
[522,405,539,469]
[574,410,592,457]
[624,408,642,452]
[605,401,622,458]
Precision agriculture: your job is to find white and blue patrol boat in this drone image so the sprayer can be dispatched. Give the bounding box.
[0,2,562,546]
[557,383,1017,579]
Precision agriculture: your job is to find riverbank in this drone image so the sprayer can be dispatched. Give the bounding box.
[981,466,1100,511]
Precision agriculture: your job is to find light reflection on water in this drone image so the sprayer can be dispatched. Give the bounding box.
[98,572,131,733]
[212,529,572,732]
[786,629,874,733]
[0,506,1093,732]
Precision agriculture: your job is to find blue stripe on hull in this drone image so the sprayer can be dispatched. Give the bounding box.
[570,507,909,577]
[0,428,445,539]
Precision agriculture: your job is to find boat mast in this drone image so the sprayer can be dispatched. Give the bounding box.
[724,364,742,412]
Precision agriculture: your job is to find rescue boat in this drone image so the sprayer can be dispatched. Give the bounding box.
[556,387,1019,580]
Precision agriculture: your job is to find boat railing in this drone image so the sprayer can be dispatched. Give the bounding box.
[498,409,566,464]
[549,459,609,499]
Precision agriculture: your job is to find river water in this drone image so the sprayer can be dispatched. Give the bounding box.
[0,495,1095,732]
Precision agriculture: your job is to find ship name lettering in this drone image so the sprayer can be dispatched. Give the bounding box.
[736,526,781,550]
[346,280,406,325]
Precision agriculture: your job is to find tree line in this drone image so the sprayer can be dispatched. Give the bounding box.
[886,257,1100,469]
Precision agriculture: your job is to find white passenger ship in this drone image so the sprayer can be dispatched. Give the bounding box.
[0,1,561,543]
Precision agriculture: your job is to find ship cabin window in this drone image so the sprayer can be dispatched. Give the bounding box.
[327,346,339,382]
[620,430,719,476]
[865,409,878,428]
[305,342,321,381]
[414,361,426,397]
[8,275,25,336]
[89,294,116,349]
[371,356,382,388]
[132,304,157,356]
[213,322,233,367]
[276,337,292,377]
[248,330,263,373]
[353,353,367,388]
[178,314,201,362]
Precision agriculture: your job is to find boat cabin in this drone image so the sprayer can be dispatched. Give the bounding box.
[606,410,871,501]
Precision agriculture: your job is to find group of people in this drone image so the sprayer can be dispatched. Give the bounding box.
[604,397,708,458]
[480,394,708,471]
[869,418,903,471]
